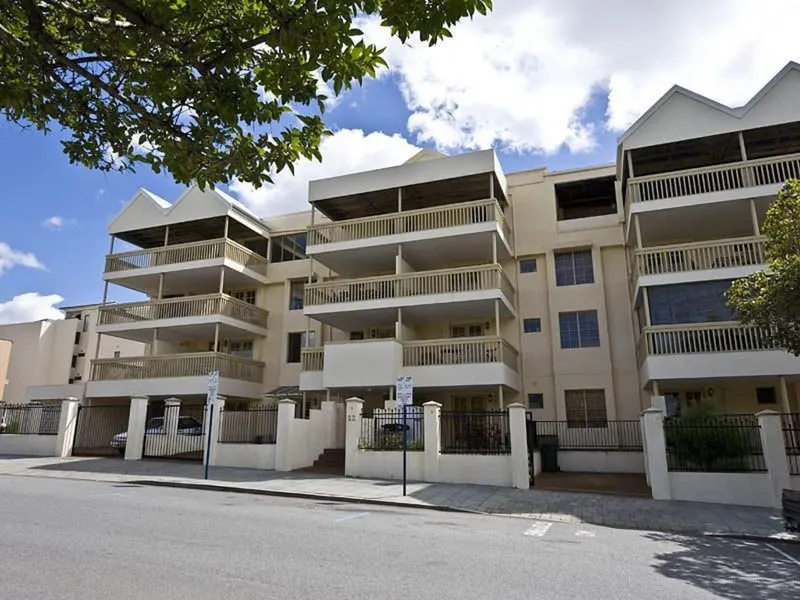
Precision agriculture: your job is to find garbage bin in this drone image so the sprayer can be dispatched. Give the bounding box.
[539,434,559,473]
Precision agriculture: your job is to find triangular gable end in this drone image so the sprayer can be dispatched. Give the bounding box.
[403,148,447,164]
[107,189,172,235]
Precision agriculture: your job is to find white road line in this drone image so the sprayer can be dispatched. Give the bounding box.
[334,511,370,523]
[575,530,595,537]
[524,522,552,537]
[767,543,800,568]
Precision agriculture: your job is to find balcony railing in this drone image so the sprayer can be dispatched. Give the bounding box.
[641,322,778,356]
[90,352,265,383]
[98,294,268,329]
[304,264,515,307]
[402,337,518,371]
[301,348,324,371]
[104,238,268,276]
[627,153,800,203]
[634,237,766,278]
[307,199,511,246]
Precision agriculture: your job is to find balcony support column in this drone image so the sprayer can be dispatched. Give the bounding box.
[749,199,761,236]
[397,187,402,212]
[642,288,652,326]
[492,234,497,263]
[164,224,169,246]
[778,376,791,413]
[626,151,635,178]
[218,266,225,294]
[738,131,748,161]
[633,214,642,249]
[151,330,158,356]
[497,385,504,410]
[489,173,494,200]
[213,323,220,353]
[494,299,501,336]
[396,308,403,340]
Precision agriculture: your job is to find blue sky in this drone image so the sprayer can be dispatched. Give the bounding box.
[1,1,796,323]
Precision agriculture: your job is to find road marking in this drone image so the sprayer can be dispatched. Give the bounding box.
[334,511,370,523]
[575,530,595,537]
[524,522,552,537]
[767,543,800,568]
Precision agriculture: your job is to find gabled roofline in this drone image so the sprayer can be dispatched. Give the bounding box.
[615,61,800,178]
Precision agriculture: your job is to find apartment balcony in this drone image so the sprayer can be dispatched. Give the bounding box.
[85,352,265,399]
[300,337,520,391]
[307,199,513,276]
[303,264,516,330]
[103,238,269,295]
[637,322,800,383]
[95,294,268,343]
[627,153,800,211]
[631,236,766,296]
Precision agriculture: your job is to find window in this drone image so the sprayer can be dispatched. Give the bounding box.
[558,310,600,348]
[70,355,77,368]
[451,324,484,338]
[289,280,305,310]
[519,259,537,274]
[349,331,365,341]
[554,250,594,286]
[230,341,254,359]
[270,233,307,262]
[554,176,617,221]
[648,280,735,325]
[565,389,607,428]
[523,318,541,333]
[230,289,256,305]
[113,351,120,358]
[528,393,544,410]
[287,332,315,363]
[756,387,777,405]
[74,331,81,344]
[685,391,703,407]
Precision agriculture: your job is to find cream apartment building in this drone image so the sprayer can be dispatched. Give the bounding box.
[0,303,145,404]
[85,61,800,424]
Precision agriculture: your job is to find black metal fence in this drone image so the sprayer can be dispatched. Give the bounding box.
[360,408,424,451]
[534,420,643,450]
[782,413,800,476]
[0,403,61,435]
[142,404,206,461]
[440,410,510,455]
[219,406,278,444]
[72,404,131,457]
[664,414,766,472]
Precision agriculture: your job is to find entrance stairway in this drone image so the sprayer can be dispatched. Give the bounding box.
[301,448,345,475]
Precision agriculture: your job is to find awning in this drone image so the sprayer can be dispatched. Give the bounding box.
[262,386,302,398]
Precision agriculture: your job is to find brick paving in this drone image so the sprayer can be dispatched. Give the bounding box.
[0,455,795,541]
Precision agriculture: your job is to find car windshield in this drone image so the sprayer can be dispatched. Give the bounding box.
[178,417,201,429]
[145,418,164,429]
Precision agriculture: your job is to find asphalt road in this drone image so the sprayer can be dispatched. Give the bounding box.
[1,476,798,600]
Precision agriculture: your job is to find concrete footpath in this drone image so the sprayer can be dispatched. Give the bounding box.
[0,455,796,542]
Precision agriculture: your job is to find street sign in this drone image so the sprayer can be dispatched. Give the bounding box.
[396,375,413,407]
[206,370,219,406]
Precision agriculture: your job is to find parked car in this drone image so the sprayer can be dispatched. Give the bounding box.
[111,416,203,455]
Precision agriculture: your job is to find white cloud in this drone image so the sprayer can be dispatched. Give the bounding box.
[0,293,64,325]
[229,128,419,216]
[358,0,800,153]
[42,216,72,230]
[0,242,45,275]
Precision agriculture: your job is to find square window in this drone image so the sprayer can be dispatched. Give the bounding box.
[523,318,541,333]
[558,310,600,349]
[528,393,544,409]
[756,387,777,405]
[565,389,608,428]
[554,250,594,286]
[287,331,315,363]
[520,259,537,274]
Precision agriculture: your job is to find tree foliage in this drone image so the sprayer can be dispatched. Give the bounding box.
[0,0,492,187]
[726,179,800,355]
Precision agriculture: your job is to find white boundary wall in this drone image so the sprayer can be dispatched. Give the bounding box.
[216,443,276,470]
[0,434,58,456]
[668,472,773,507]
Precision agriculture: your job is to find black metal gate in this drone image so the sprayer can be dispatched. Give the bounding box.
[72,404,131,457]
[141,403,206,461]
[526,412,537,486]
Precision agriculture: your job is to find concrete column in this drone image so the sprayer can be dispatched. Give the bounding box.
[642,408,670,500]
[55,398,80,457]
[507,403,529,490]
[757,410,791,509]
[640,414,650,486]
[423,402,441,482]
[778,377,791,414]
[275,399,296,471]
[651,394,666,413]
[344,397,364,476]
[205,396,225,467]
[124,395,149,460]
[334,400,346,449]
[163,398,180,436]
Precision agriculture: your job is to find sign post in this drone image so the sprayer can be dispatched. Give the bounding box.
[395,375,413,496]
[204,370,219,480]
